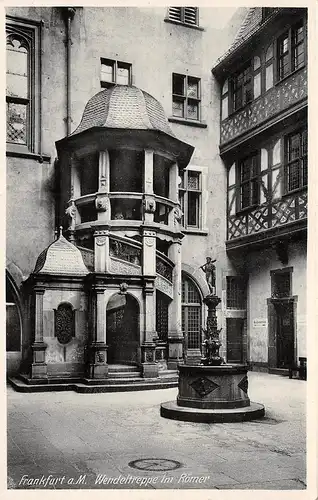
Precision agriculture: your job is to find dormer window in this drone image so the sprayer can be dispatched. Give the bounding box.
[167,7,198,27]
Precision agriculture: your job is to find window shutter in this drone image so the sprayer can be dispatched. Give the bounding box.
[168,7,182,22]
[184,7,198,25]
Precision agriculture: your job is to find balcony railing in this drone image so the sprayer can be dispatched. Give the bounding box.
[156,252,174,283]
[109,236,142,266]
[220,67,307,146]
[227,190,307,242]
[74,192,178,227]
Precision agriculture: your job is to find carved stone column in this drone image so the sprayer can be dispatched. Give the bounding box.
[141,279,158,378]
[87,288,108,379]
[99,150,110,192]
[167,239,183,369]
[94,229,110,273]
[142,229,156,276]
[143,150,155,223]
[96,151,111,222]
[31,287,48,379]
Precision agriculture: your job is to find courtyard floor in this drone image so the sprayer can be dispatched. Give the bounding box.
[7,372,308,491]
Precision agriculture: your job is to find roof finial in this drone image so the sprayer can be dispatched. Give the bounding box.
[54,229,58,240]
[59,226,63,238]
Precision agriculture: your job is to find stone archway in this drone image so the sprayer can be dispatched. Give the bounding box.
[106,293,140,364]
[6,271,22,375]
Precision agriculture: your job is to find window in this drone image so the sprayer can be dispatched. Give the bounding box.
[238,153,260,210]
[285,129,307,192]
[277,21,305,81]
[182,274,202,349]
[179,170,201,228]
[231,64,252,112]
[6,19,39,152]
[226,277,246,309]
[271,270,291,298]
[172,73,201,121]
[168,7,198,26]
[222,17,306,120]
[101,58,132,89]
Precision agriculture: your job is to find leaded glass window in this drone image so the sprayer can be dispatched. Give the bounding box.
[239,153,260,210]
[6,34,29,146]
[182,274,202,350]
[6,19,39,152]
[285,129,307,192]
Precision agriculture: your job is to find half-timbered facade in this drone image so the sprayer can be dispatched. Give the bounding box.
[213,7,307,373]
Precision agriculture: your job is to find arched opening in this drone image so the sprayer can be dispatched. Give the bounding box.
[106,293,140,364]
[182,273,202,353]
[6,272,23,376]
[6,273,22,353]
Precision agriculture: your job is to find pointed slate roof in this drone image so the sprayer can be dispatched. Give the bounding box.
[213,7,279,70]
[34,229,89,276]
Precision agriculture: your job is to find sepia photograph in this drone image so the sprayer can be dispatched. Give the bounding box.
[5,5,310,493]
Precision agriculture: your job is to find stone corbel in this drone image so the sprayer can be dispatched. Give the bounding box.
[95,194,110,213]
[142,195,156,214]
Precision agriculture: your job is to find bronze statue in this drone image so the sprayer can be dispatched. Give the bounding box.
[200,257,216,294]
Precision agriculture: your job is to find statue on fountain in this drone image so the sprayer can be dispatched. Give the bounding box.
[200,258,223,366]
[200,257,216,295]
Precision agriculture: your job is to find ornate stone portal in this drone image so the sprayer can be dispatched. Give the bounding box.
[160,260,265,422]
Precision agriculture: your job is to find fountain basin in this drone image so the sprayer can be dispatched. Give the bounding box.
[160,363,265,423]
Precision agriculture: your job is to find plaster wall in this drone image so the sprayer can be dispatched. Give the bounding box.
[246,241,307,365]
[6,6,245,286]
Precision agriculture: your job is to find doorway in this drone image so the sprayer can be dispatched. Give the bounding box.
[106,293,139,364]
[226,318,244,363]
[274,301,295,368]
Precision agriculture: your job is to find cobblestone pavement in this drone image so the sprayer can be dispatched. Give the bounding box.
[7,372,308,491]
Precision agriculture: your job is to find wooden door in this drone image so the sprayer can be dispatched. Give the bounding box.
[226,318,243,363]
[275,302,294,368]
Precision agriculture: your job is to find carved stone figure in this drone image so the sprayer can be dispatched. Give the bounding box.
[65,201,76,230]
[200,257,216,294]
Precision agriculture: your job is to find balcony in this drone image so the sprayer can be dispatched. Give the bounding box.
[220,67,307,149]
[227,190,307,251]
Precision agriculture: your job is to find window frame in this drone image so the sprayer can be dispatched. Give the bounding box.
[230,63,253,114]
[223,16,306,120]
[284,128,307,194]
[226,276,246,310]
[172,73,201,122]
[100,58,132,89]
[236,152,260,212]
[277,19,305,82]
[179,169,202,229]
[6,17,41,154]
[182,274,202,351]
[271,268,293,298]
[167,7,199,27]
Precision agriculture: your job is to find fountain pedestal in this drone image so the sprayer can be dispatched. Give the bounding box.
[160,293,265,423]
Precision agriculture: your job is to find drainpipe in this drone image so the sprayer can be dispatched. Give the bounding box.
[63,7,76,136]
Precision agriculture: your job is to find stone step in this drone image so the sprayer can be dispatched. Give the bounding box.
[8,376,178,393]
[108,364,140,373]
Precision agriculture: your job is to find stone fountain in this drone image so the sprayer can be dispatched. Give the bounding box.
[160,259,265,423]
